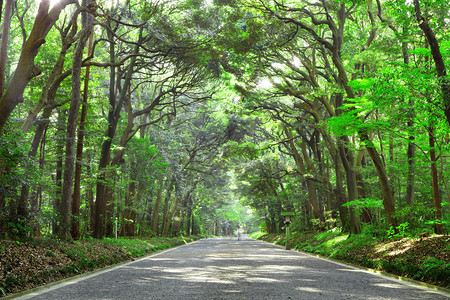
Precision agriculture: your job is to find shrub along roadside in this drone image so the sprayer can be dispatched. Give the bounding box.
[250,231,450,289]
[0,235,203,297]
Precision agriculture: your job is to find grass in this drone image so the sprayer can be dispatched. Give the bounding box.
[0,235,203,296]
[253,230,450,289]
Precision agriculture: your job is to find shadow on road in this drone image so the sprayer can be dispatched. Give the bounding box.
[17,237,449,300]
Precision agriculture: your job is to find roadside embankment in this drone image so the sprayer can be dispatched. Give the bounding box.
[251,231,449,289]
[0,235,203,297]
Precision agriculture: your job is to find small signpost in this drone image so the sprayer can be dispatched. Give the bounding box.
[281,212,295,250]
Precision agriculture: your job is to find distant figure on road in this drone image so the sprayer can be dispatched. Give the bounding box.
[237,229,241,241]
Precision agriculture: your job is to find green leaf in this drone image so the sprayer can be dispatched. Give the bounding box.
[347,78,375,91]
[408,48,431,56]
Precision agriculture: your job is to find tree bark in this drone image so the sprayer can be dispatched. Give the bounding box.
[337,137,362,235]
[404,39,415,208]
[60,2,92,239]
[428,127,443,234]
[93,28,141,239]
[122,181,136,237]
[355,150,373,223]
[162,195,179,236]
[18,107,53,222]
[71,31,93,240]
[298,135,325,222]
[405,133,416,207]
[161,180,174,236]
[413,0,450,126]
[360,132,397,228]
[186,196,193,235]
[284,127,323,222]
[53,109,66,235]
[21,17,78,134]
[334,93,361,234]
[334,158,348,229]
[151,184,163,234]
[0,0,13,97]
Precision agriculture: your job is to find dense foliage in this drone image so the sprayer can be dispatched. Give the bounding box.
[0,0,448,241]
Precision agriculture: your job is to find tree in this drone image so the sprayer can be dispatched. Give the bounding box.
[413,0,450,126]
[59,0,93,239]
[0,0,76,133]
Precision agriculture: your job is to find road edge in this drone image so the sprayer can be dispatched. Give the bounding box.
[3,239,202,299]
[253,237,450,297]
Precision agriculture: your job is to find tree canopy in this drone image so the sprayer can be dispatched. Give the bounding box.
[0,0,449,240]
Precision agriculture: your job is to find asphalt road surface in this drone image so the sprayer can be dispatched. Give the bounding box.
[13,236,449,299]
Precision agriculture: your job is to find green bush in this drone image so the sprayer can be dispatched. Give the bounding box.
[387,222,410,240]
[420,257,450,284]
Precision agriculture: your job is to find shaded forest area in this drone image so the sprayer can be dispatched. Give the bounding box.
[0,0,449,245]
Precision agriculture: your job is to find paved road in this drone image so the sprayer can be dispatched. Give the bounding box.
[14,237,449,299]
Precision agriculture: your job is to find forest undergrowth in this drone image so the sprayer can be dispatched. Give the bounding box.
[252,231,450,290]
[0,235,202,297]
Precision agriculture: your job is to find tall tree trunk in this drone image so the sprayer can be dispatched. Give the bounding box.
[0,0,13,97]
[161,181,173,235]
[284,127,323,221]
[428,127,443,234]
[172,209,182,236]
[186,197,193,236]
[337,138,362,235]
[103,78,140,236]
[376,5,416,209]
[162,195,179,236]
[60,3,92,239]
[414,0,450,126]
[94,28,141,239]
[151,184,163,234]
[93,24,116,239]
[405,131,416,207]
[17,109,51,228]
[334,93,361,234]
[104,181,115,237]
[16,21,75,223]
[403,30,415,208]
[323,156,334,213]
[334,159,348,229]
[20,20,76,134]
[71,32,93,240]
[337,50,396,230]
[191,212,196,235]
[53,109,66,235]
[30,126,47,237]
[86,163,95,235]
[355,150,372,223]
[122,181,136,237]
[360,132,397,228]
[298,135,325,222]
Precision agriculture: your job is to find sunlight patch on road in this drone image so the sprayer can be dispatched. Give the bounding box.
[373,283,406,289]
[295,287,322,293]
[298,278,316,282]
[256,264,303,272]
[246,277,281,283]
[163,268,194,273]
[242,254,306,260]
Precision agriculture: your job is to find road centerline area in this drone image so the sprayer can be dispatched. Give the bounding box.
[14,237,449,300]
